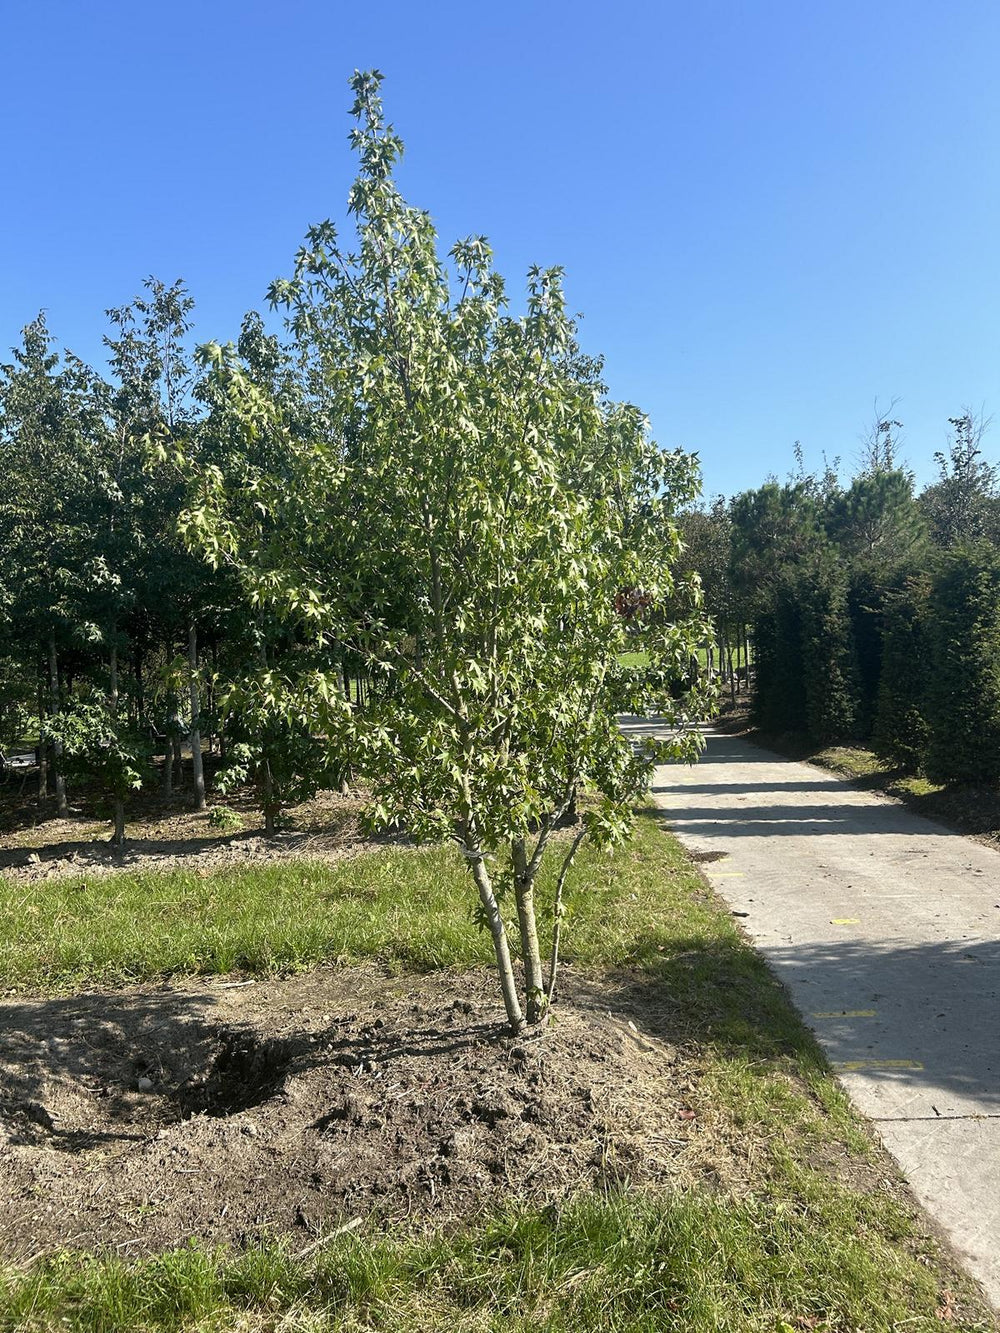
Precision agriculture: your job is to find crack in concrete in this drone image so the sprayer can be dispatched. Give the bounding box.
[873,1113,1000,1123]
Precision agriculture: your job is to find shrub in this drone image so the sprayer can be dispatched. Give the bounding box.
[924,546,1000,785]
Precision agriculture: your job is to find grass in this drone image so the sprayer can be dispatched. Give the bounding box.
[0,1190,975,1333]
[618,647,710,670]
[0,815,993,1330]
[0,813,815,997]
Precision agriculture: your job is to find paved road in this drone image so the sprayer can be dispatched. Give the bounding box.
[635,721,1000,1308]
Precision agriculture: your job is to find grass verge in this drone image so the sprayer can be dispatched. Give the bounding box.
[3,1188,985,1333]
[0,814,994,1330]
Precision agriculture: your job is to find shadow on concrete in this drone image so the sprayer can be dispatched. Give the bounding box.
[567,928,1000,1111]
[661,781,849,796]
[646,799,957,838]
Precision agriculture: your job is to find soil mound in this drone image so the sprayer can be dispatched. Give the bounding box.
[0,967,702,1258]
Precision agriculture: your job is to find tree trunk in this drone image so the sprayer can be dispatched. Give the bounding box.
[112,798,125,845]
[512,838,545,1024]
[162,695,177,797]
[172,732,183,790]
[208,638,218,755]
[262,761,277,837]
[109,643,119,715]
[188,623,206,811]
[162,737,174,796]
[48,636,67,815]
[37,671,48,801]
[134,645,144,726]
[468,844,524,1033]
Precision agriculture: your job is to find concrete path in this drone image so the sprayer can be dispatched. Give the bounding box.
[635,722,1000,1308]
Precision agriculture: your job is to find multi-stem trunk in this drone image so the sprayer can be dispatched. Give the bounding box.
[512,837,545,1025]
[465,831,524,1033]
[188,622,206,812]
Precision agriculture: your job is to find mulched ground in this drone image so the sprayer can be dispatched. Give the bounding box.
[0,786,371,886]
[0,966,709,1260]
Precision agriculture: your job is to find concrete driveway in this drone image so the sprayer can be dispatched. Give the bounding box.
[635,721,1000,1308]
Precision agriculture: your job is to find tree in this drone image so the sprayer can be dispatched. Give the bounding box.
[921,410,999,548]
[825,469,927,565]
[104,278,211,810]
[924,547,1000,785]
[729,479,824,623]
[216,671,333,836]
[855,401,904,476]
[0,315,117,811]
[42,701,150,843]
[676,500,743,697]
[796,559,861,745]
[872,572,931,770]
[180,71,709,1030]
[751,574,807,736]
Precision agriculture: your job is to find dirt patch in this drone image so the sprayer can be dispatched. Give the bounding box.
[0,966,710,1259]
[0,788,374,886]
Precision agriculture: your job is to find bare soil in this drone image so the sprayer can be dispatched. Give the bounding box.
[0,966,719,1260]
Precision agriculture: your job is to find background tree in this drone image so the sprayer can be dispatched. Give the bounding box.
[872,571,932,770]
[921,410,999,548]
[923,547,1000,785]
[0,315,116,811]
[42,702,150,843]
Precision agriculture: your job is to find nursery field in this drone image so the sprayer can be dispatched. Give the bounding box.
[0,809,993,1332]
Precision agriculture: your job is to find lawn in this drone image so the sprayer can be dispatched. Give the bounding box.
[0,814,993,1331]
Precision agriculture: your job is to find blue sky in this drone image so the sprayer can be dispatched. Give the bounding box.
[2,0,998,498]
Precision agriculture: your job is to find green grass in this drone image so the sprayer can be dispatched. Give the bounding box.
[0,814,804,997]
[618,650,651,668]
[0,815,856,1140]
[0,816,992,1330]
[618,647,711,670]
[1,1188,976,1333]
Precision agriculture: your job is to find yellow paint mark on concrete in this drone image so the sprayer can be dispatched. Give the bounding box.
[831,918,861,925]
[812,1009,876,1018]
[706,871,746,878]
[834,1059,924,1071]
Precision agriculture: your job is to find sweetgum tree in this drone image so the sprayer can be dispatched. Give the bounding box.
[180,71,709,1030]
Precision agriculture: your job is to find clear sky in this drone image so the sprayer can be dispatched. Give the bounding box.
[2,0,998,498]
